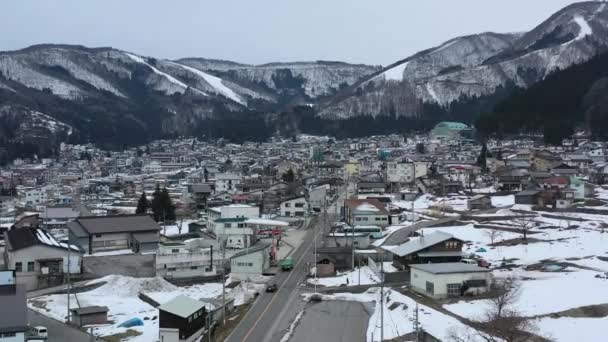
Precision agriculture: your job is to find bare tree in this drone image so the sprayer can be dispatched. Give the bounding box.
[448,278,539,342]
[485,229,503,245]
[514,215,536,241]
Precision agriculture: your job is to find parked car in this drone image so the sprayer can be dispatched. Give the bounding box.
[30,326,48,340]
[266,283,278,292]
[280,257,294,271]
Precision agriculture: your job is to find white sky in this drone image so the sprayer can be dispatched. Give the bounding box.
[0,0,585,66]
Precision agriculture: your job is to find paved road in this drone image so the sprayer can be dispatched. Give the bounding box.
[289,301,371,342]
[226,187,346,342]
[29,309,99,342]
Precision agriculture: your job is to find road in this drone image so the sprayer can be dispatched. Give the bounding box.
[29,309,99,342]
[226,187,346,342]
[289,301,371,342]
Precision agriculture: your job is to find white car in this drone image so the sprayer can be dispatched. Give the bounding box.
[30,326,48,339]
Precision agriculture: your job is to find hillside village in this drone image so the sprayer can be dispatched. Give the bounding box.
[1,122,608,341]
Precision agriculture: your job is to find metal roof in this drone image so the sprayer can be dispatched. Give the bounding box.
[159,295,205,319]
[410,262,491,274]
[384,231,459,257]
[72,215,160,235]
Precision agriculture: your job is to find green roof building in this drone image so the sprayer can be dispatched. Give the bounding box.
[430,121,473,139]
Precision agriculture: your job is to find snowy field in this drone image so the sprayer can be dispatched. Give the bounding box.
[28,275,263,341]
[305,288,487,342]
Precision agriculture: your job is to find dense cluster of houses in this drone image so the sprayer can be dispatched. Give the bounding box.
[1,130,608,341]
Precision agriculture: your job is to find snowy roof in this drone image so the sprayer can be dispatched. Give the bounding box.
[410,262,490,274]
[159,295,205,318]
[245,218,289,227]
[6,227,81,252]
[385,231,458,257]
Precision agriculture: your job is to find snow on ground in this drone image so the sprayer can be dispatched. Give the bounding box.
[306,288,487,342]
[535,316,608,342]
[445,268,608,319]
[84,249,134,257]
[491,195,514,207]
[308,266,380,287]
[279,310,305,342]
[160,220,197,236]
[29,275,263,341]
[426,83,441,103]
[169,62,245,105]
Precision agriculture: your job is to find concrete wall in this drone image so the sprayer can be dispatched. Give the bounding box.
[352,214,388,227]
[159,328,179,342]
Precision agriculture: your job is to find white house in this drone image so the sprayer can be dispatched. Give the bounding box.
[308,185,328,212]
[5,227,83,291]
[24,188,48,206]
[280,196,308,217]
[386,161,415,184]
[142,161,162,174]
[230,243,271,281]
[215,173,242,193]
[409,263,492,299]
[155,240,222,280]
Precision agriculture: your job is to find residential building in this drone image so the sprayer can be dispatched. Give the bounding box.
[343,199,389,227]
[386,161,415,184]
[156,241,221,280]
[159,295,207,342]
[467,195,492,211]
[280,196,308,217]
[569,177,594,199]
[383,231,464,270]
[0,271,27,342]
[215,173,241,193]
[230,242,271,281]
[410,263,493,299]
[4,227,83,291]
[69,306,109,327]
[67,215,161,255]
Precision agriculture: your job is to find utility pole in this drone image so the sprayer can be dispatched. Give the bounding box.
[221,237,226,326]
[380,254,384,342]
[66,232,71,323]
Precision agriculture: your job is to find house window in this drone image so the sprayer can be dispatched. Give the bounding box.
[27,261,35,272]
[295,203,304,208]
[95,234,102,238]
[15,262,22,272]
[171,249,180,253]
[168,267,176,271]
[190,266,198,270]
[355,217,361,221]
[205,267,212,272]
[447,283,461,297]
[225,223,232,228]
[285,203,291,207]
[426,281,434,295]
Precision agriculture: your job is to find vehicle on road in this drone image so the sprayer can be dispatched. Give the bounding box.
[280,257,294,271]
[309,293,323,302]
[266,283,278,292]
[30,326,48,340]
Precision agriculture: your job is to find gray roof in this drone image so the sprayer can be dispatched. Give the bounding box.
[159,295,205,318]
[410,262,491,274]
[417,251,464,258]
[70,306,109,315]
[43,207,80,220]
[132,232,160,243]
[230,242,271,260]
[192,184,212,194]
[385,231,458,257]
[72,215,161,235]
[0,286,28,333]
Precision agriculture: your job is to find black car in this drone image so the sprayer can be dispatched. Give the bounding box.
[266,284,278,292]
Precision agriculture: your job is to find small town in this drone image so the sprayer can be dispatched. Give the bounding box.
[2,122,608,341]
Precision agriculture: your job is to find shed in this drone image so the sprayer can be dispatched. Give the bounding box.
[514,189,540,205]
[70,306,109,327]
[467,195,492,211]
[410,263,492,299]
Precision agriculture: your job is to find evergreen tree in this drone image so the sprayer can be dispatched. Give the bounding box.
[151,184,163,222]
[282,168,295,183]
[162,187,176,221]
[415,143,426,154]
[136,192,149,214]
[477,143,488,172]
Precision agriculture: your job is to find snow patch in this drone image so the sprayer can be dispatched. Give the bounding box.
[169,62,245,105]
[381,61,409,82]
[573,15,593,41]
[425,83,441,103]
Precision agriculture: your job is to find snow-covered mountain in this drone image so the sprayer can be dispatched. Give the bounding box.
[320,1,608,118]
[0,44,378,151]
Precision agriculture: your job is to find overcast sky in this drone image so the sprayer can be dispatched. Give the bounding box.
[1,0,584,66]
